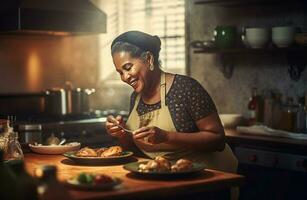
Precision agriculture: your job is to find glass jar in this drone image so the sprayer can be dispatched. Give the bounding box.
[5,131,24,160]
[280,98,297,132]
[0,120,9,152]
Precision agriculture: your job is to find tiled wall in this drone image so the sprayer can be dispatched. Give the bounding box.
[187,0,307,117]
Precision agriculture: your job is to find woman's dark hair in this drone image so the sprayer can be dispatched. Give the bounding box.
[111,31,161,67]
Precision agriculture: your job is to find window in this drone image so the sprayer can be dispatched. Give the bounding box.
[97,0,186,84]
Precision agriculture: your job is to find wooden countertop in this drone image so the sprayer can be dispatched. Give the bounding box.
[225,129,307,154]
[24,153,244,200]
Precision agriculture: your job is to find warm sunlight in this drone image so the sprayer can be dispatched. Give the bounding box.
[26,50,42,91]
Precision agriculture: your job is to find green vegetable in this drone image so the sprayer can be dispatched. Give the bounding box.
[77,172,88,183]
[85,173,95,183]
[77,172,95,184]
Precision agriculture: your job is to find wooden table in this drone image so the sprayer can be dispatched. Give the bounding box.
[24,153,244,200]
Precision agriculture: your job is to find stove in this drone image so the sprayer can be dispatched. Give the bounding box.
[13,110,129,148]
[234,145,307,200]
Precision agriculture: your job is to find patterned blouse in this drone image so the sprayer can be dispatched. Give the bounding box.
[129,74,217,132]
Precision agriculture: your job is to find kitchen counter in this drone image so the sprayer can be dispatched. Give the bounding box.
[24,153,244,200]
[225,129,307,154]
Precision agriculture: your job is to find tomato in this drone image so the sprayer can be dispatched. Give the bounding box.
[94,174,113,185]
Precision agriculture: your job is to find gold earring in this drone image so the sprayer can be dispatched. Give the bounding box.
[149,64,154,71]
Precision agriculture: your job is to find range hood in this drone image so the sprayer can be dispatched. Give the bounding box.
[0,0,107,35]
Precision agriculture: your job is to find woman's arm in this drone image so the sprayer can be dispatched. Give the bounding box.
[166,112,225,152]
[133,112,225,152]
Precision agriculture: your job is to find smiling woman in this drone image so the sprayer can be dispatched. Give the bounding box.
[105,31,238,182]
[111,31,162,96]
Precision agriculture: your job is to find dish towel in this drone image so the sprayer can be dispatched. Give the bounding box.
[236,125,307,140]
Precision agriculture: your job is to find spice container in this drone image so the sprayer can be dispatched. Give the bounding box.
[279,98,297,132]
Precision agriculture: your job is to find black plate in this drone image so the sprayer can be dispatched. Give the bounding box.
[66,177,121,191]
[123,161,206,178]
[63,151,134,165]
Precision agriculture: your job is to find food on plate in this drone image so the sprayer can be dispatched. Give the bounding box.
[171,159,193,172]
[75,146,123,158]
[138,156,193,172]
[100,146,123,157]
[46,134,60,145]
[71,172,113,185]
[76,147,98,157]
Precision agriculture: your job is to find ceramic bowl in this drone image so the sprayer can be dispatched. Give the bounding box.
[219,114,243,129]
[245,28,270,48]
[272,26,296,48]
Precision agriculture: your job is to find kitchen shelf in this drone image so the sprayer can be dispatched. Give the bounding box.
[194,0,306,7]
[193,0,307,80]
[192,46,307,80]
[193,46,307,54]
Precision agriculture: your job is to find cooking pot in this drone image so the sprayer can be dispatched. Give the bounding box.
[44,87,95,115]
[66,88,95,114]
[44,88,67,115]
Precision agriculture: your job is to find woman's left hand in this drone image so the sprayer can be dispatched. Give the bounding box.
[132,126,169,144]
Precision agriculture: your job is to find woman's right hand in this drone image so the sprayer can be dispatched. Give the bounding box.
[105,115,126,138]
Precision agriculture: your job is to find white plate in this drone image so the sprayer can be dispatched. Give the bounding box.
[66,177,121,191]
[29,142,81,155]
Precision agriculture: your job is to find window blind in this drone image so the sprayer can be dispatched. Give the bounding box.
[97,0,186,82]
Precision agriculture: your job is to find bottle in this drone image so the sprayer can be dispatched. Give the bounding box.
[7,159,39,200]
[295,97,306,133]
[36,165,73,200]
[272,93,283,129]
[263,90,274,127]
[0,150,23,200]
[248,87,259,125]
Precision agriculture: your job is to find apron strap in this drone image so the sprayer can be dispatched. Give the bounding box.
[160,72,166,107]
[134,93,141,108]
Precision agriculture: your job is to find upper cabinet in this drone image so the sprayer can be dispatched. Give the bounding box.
[191,0,307,80]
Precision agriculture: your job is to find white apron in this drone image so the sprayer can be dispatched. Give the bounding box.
[126,72,238,173]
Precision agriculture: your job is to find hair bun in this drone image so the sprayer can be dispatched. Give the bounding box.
[111,31,161,55]
[153,35,161,53]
